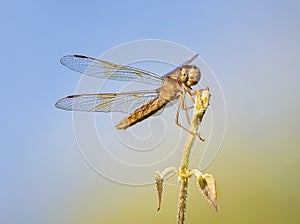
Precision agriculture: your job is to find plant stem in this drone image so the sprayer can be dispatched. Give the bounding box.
[177,88,210,224]
[177,177,188,224]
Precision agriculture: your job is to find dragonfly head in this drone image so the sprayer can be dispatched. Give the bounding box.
[180,65,201,87]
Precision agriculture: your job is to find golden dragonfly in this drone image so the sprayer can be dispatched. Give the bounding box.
[55,54,204,140]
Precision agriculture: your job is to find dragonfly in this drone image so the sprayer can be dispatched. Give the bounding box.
[55,54,204,140]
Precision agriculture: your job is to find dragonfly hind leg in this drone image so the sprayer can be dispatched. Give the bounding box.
[175,95,205,142]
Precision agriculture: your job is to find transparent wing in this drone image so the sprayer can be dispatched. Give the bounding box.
[55,90,159,114]
[60,55,164,86]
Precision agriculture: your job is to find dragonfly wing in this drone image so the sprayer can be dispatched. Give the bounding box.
[60,55,164,86]
[55,90,159,114]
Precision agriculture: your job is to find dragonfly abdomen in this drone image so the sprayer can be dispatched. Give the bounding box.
[116,97,168,130]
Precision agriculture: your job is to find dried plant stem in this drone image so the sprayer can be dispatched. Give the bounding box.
[177,88,210,224]
[177,177,188,224]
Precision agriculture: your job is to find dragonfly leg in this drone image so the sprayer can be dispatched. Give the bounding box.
[181,93,191,125]
[184,87,196,105]
[175,95,205,142]
[185,87,209,107]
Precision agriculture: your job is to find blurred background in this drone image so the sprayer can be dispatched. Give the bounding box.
[1,0,299,223]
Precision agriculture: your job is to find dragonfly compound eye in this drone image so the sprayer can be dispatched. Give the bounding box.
[186,66,201,87]
[180,68,189,83]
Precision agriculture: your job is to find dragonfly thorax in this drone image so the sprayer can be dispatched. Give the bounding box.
[179,65,201,87]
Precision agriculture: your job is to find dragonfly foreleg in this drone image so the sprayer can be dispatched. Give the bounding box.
[185,87,208,107]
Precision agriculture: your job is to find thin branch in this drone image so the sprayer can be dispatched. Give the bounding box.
[177,88,210,224]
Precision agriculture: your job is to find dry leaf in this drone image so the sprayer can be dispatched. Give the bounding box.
[197,173,219,212]
[154,172,163,211]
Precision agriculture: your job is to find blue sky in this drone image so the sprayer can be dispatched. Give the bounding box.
[1,1,299,223]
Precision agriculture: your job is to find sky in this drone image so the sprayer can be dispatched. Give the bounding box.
[0,0,299,223]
